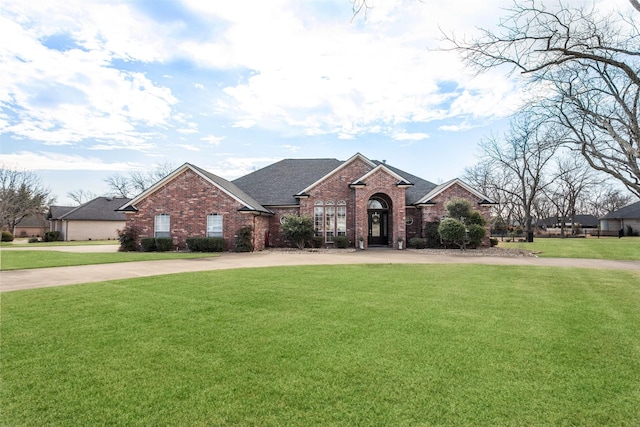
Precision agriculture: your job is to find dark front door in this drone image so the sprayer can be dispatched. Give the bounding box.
[368,210,389,246]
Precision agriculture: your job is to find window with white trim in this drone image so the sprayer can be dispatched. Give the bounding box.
[154,214,170,238]
[207,214,223,238]
[314,200,346,242]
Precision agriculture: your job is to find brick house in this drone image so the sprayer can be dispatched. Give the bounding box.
[117,153,496,250]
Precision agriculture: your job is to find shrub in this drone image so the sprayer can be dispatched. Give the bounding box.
[155,238,173,252]
[186,237,225,252]
[140,237,157,252]
[468,211,486,227]
[438,218,466,249]
[490,237,499,247]
[333,236,349,248]
[235,227,253,252]
[28,237,39,243]
[408,237,426,249]
[467,224,487,248]
[424,222,442,248]
[118,226,139,252]
[280,214,314,249]
[43,231,60,242]
[2,230,14,242]
[445,198,473,221]
[311,236,324,248]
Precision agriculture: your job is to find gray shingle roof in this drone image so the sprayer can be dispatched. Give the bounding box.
[232,158,344,206]
[48,206,76,220]
[601,200,640,219]
[57,197,131,221]
[16,214,48,227]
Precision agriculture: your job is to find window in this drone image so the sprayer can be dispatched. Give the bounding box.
[154,214,170,238]
[207,214,223,238]
[314,200,346,242]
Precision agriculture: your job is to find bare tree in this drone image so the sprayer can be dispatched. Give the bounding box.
[104,162,174,198]
[478,112,560,240]
[0,168,53,234]
[543,154,596,236]
[583,183,635,217]
[447,0,640,197]
[67,189,97,205]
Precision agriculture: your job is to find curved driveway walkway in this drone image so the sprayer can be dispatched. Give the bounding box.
[2,248,639,292]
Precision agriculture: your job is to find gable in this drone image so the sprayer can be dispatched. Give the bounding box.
[415,178,496,206]
[118,164,271,214]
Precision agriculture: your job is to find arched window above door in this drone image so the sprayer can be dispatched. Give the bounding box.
[368,197,389,210]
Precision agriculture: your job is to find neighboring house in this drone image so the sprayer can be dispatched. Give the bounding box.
[599,200,640,235]
[537,215,599,233]
[117,153,496,251]
[49,197,131,241]
[12,214,48,237]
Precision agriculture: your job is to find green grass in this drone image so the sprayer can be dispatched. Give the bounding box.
[0,250,218,270]
[0,239,118,247]
[499,236,640,260]
[3,265,639,426]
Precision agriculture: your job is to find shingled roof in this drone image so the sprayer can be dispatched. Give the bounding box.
[601,200,640,219]
[54,197,131,221]
[232,158,344,206]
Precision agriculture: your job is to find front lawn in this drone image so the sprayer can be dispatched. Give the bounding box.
[499,236,640,260]
[0,250,218,270]
[3,265,639,426]
[0,239,119,247]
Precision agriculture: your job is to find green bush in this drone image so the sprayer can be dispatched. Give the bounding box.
[438,218,466,249]
[28,237,39,243]
[235,227,253,252]
[469,211,487,226]
[490,237,499,247]
[118,226,139,252]
[408,237,426,249]
[333,236,349,248]
[311,236,324,248]
[424,222,442,248]
[186,237,226,252]
[43,231,60,242]
[280,214,314,249]
[467,224,487,248]
[2,230,14,242]
[155,238,173,252]
[140,238,157,252]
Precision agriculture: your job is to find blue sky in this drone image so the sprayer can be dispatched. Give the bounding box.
[1,0,628,205]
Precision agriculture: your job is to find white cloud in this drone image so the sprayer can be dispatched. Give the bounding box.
[280,144,300,153]
[393,132,430,141]
[1,151,142,171]
[209,156,280,179]
[201,135,225,146]
[177,144,200,152]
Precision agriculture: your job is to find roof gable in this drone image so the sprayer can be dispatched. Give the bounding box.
[299,153,376,195]
[118,164,272,214]
[415,178,497,206]
[352,163,413,186]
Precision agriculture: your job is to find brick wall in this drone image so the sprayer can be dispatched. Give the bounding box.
[125,169,266,250]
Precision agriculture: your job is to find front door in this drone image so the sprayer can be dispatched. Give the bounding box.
[368,210,389,246]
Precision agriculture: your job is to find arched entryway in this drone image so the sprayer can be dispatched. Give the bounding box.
[367,194,392,246]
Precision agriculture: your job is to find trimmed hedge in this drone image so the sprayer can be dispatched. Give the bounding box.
[140,238,157,252]
[186,237,225,252]
[2,230,14,242]
[408,237,426,249]
[155,238,173,252]
[333,236,349,248]
[43,231,60,242]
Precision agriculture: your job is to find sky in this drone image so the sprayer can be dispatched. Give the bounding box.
[0,0,633,205]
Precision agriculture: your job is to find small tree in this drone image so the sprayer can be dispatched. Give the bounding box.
[280,214,314,249]
[438,218,467,249]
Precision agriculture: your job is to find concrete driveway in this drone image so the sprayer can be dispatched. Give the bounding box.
[1,246,639,292]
